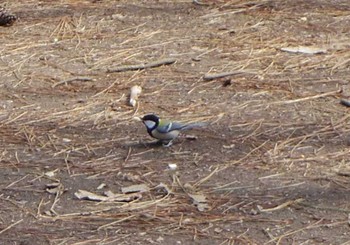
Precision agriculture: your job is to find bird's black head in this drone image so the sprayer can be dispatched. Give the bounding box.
[142,114,159,131]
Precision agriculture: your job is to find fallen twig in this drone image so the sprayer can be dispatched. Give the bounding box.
[258,198,304,212]
[270,89,341,105]
[298,201,350,213]
[203,70,257,81]
[52,77,94,88]
[107,58,176,73]
[0,219,23,235]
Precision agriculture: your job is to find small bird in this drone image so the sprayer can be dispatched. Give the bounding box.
[140,114,206,146]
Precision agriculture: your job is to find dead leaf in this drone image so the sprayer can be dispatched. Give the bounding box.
[46,182,64,195]
[75,190,108,201]
[74,189,142,202]
[154,183,171,196]
[104,190,142,201]
[188,193,209,212]
[121,184,149,194]
[129,85,142,107]
[281,46,327,54]
[97,183,107,190]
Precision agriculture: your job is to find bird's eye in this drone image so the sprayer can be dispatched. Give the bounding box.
[144,120,156,128]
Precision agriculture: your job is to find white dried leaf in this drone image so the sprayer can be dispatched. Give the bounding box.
[168,163,177,170]
[121,184,149,194]
[44,170,56,177]
[97,183,107,190]
[281,46,327,54]
[46,186,61,194]
[129,85,142,107]
[62,138,72,143]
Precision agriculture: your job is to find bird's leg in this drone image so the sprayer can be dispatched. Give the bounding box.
[162,140,173,147]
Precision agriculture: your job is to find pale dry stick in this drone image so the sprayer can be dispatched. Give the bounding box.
[4,175,28,189]
[194,47,218,60]
[210,185,256,193]
[124,147,132,162]
[192,0,210,6]
[277,151,349,163]
[107,58,176,73]
[90,50,130,69]
[0,219,23,235]
[219,140,270,171]
[241,119,264,142]
[40,207,117,219]
[65,154,71,175]
[204,4,267,20]
[96,234,133,245]
[339,241,350,245]
[289,133,309,156]
[41,195,61,215]
[298,201,350,213]
[76,155,123,169]
[51,77,94,88]
[331,57,350,75]
[118,193,172,212]
[200,7,252,19]
[259,173,285,180]
[37,198,44,217]
[7,41,52,53]
[258,198,304,213]
[92,70,142,97]
[188,79,218,94]
[23,101,103,125]
[97,215,137,230]
[265,219,324,245]
[269,89,341,105]
[10,53,37,70]
[120,30,162,46]
[203,70,257,81]
[275,113,350,151]
[193,166,219,188]
[211,181,239,190]
[117,22,147,34]
[92,78,120,98]
[71,239,103,245]
[93,39,180,69]
[12,152,20,170]
[3,111,27,125]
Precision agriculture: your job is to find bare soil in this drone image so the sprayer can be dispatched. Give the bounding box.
[1,0,350,244]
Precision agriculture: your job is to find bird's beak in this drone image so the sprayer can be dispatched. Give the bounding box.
[133,116,142,122]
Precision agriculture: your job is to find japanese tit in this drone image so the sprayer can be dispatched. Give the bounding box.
[140,114,206,146]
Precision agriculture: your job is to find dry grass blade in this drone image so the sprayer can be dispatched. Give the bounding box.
[107,58,176,73]
[0,219,23,235]
[203,70,258,80]
[258,198,304,212]
[52,77,94,88]
[269,89,341,105]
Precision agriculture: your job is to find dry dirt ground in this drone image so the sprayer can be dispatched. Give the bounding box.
[1,0,350,244]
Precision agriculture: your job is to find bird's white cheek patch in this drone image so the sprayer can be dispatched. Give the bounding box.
[144,120,156,128]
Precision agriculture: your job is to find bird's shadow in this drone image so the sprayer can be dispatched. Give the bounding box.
[123,140,165,149]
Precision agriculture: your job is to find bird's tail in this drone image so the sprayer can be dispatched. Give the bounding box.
[181,122,207,131]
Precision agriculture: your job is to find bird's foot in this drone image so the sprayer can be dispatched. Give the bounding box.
[162,140,173,147]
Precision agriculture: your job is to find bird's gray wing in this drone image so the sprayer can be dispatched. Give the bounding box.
[157,121,185,133]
